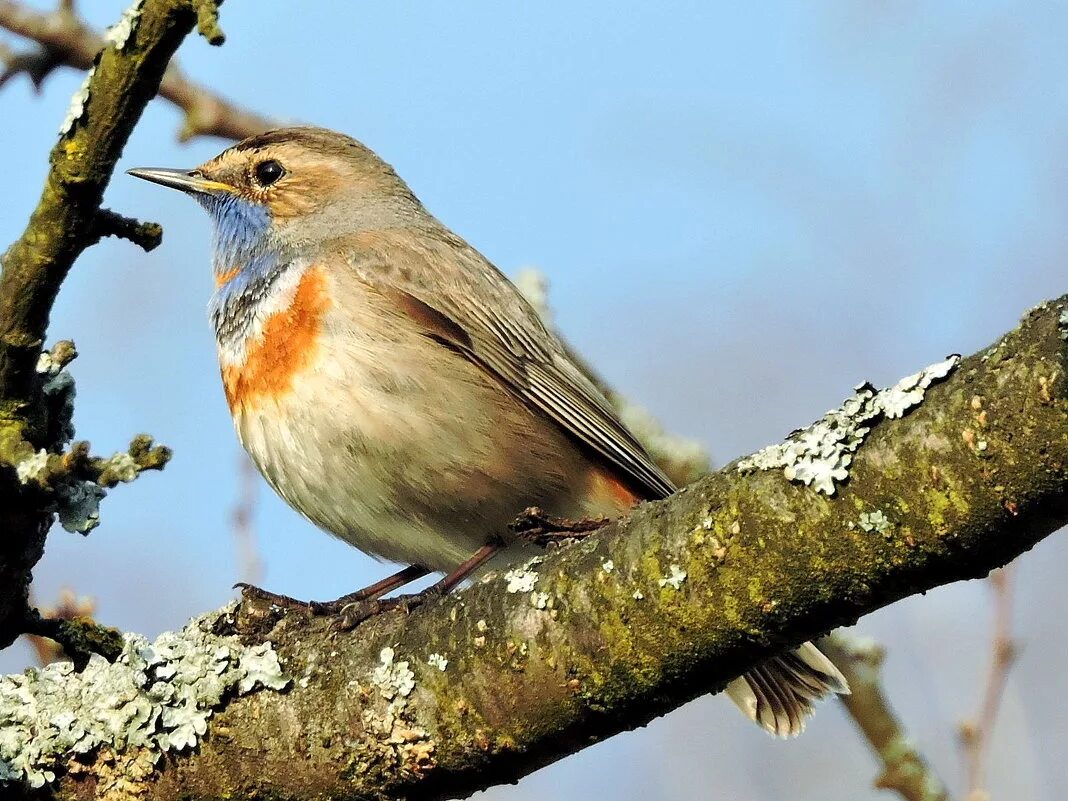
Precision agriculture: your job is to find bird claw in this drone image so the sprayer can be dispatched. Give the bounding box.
[235,582,313,612]
[333,593,430,631]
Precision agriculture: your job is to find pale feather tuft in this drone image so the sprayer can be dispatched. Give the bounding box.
[725,642,849,737]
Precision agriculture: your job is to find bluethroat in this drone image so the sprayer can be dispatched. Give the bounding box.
[129,126,847,735]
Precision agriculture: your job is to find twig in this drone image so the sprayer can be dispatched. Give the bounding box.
[510,506,610,548]
[819,634,950,801]
[0,0,276,141]
[20,611,123,670]
[90,208,163,252]
[959,565,1018,801]
[22,588,98,666]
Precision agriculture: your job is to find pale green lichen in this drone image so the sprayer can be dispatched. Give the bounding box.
[658,564,687,590]
[503,557,543,593]
[0,604,288,788]
[427,653,449,672]
[738,355,960,495]
[96,452,138,483]
[857,510,892,535]
[15,449,49,485]
[530,591,551,610]
[1059,307,1068,340]
[54,481,105,534]
[601,559,615,573]
[58,67,95,136]
[370,647,415,700]
[103,0,145,50]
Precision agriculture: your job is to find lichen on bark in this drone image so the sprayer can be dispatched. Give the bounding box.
[2,298,1063,800]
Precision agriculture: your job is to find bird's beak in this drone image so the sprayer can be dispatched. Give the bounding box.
[126,167,234,196]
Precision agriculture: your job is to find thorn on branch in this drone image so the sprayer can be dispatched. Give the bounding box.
[0,43,64,93]
[192,0,226,46]
[90,208,162,252]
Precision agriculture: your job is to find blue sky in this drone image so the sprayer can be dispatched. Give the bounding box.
[2,2,1067,799]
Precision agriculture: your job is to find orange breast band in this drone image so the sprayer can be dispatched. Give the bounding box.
[222,267,331,411]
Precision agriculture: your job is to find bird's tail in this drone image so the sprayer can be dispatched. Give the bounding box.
[725,641,849,737]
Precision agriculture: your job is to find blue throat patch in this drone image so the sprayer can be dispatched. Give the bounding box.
[202,194,285,344]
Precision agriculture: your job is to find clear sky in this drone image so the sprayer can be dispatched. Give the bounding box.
[2,2,1066,799]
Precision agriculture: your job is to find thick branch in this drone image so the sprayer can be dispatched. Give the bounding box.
[0,0,275,141]
[6,298,1065,799]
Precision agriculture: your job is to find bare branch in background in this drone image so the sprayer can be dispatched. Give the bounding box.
[231,452,263,586]
[0,0,277,141]
[820,634,950,801]
[959,566,1018,801]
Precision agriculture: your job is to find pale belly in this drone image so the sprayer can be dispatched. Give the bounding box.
[227,334,610,572]
[216,266,632,573]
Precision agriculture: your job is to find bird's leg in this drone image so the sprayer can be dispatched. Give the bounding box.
[509,506,610,548]
[334,541,502,630]
[237,564,430,614]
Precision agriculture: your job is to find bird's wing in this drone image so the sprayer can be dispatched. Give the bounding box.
[341,229,676,501]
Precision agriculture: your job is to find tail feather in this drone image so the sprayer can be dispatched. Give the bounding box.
[725,641,849,737]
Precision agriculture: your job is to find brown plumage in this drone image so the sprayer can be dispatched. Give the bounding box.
[129,126,848,736]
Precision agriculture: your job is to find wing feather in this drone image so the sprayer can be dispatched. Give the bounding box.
[342,229,676,500]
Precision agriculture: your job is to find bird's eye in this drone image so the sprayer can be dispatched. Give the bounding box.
[253,159,285,187]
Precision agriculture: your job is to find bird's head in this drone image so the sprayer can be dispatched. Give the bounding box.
[129,126,421,273]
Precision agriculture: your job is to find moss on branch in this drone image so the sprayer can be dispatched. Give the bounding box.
[4,298,1065,800]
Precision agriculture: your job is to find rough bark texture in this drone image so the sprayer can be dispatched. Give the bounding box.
[9,298,1065,801]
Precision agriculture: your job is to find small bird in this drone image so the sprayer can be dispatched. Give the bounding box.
[129,126,847,736]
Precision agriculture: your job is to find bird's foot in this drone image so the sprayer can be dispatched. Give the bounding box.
[235,582,315,612]
[509,506,610,548]
[332,589,439,631]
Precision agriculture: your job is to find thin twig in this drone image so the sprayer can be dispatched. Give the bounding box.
[90,208,163,252]
[0,0,276,141]
[21,588,117,669]
[959,565,1018,801]
[231,452,263,586]
[22,587,95,665]
[819,634,950,801]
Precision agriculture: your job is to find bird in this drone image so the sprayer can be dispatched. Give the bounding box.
[128,126,848,736]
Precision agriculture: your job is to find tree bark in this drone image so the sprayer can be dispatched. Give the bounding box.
[6,298,1065,800]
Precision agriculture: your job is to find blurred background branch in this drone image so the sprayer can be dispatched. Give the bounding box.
[959,566,1018,801]
[820,634,950,801]
[0,0,276,141]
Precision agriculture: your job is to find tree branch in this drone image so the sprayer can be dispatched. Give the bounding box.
[0,0,209,650]
[819,634,950,801]
[0,0,276,141]
[959,566,1018,800]
[3,298,1065,799]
